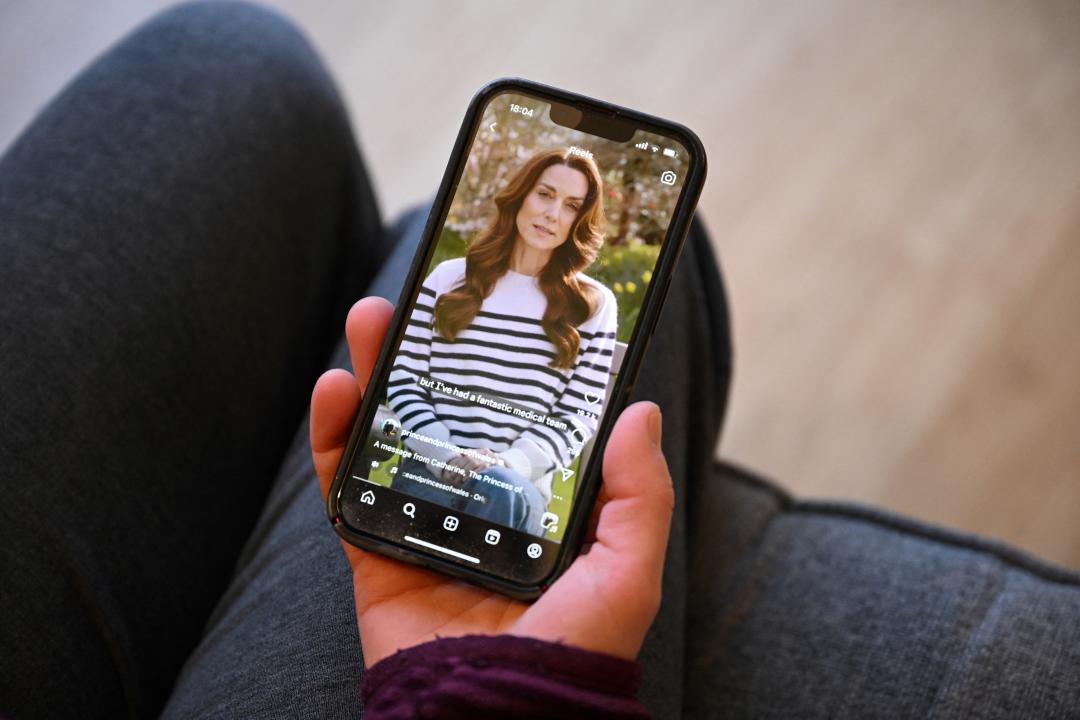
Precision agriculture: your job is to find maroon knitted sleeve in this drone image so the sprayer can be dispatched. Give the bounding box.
[360,634,651,719]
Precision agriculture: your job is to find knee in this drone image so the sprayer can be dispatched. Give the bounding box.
[109,2,348,143]
[648,211,731,365]
[139,2,319,72]
[665,213,713,308]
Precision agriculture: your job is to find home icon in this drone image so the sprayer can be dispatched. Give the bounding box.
[360,490,376,506]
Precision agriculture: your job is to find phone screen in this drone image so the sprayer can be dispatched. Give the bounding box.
[336,87,692,587]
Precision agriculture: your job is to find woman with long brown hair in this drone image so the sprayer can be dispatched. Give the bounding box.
[386,147,618,535]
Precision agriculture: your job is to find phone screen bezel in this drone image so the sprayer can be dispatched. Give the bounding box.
[327,77,707,599]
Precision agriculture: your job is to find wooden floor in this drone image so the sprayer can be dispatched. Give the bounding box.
[3,1,1078,568]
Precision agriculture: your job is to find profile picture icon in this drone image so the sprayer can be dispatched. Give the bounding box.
[380,417,401,438]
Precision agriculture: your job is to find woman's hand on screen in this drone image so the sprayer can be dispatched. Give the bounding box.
[443,452,492,482]
[475,447,504,468]
[310,297,674,667]
[439,459,469,486]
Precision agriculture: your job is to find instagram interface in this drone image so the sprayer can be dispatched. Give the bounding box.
[344,91,688,561]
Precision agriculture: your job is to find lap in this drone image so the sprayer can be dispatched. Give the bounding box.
[162,207,431,719]
[0,3,383,717]
[0,5,732,717]
[163,208,731,719]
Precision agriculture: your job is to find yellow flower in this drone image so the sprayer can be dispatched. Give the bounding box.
[625,281,637,293]
[642,270,652,283]
[613,282,624,293]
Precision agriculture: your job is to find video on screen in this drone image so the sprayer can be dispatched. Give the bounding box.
[353,92,688,541]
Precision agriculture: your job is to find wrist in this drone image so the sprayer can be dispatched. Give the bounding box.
[362,635,647,719]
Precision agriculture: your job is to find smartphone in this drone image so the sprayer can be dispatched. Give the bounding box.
[327,78,705,600]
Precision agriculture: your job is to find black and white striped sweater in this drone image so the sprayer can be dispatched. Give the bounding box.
[386,257,618,503]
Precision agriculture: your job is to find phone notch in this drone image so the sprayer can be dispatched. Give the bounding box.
[549,100,636,143]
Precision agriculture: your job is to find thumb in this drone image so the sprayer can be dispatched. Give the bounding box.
[594,401,674,584]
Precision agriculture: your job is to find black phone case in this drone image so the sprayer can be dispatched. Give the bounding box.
[327,77,707,600]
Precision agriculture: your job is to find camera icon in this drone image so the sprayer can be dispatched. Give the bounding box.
[660,170,677,186]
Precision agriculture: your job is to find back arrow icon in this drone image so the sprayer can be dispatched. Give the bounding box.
[489,122,497,132]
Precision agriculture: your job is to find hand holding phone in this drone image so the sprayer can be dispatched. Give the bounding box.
[311,297,674,667]
[326,79,704,598]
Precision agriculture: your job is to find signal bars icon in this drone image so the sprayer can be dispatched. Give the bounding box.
[635,141,669,155]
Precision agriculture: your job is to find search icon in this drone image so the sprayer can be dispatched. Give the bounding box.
[402,502,416,519]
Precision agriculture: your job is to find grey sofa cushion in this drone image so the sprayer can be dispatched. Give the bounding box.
[686,461,1080,719]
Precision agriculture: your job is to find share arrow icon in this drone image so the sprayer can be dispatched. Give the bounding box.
[559,468,575,481]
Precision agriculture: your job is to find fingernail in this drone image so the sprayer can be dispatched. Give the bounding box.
[648,407,663,449]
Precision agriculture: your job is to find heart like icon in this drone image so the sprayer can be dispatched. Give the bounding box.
[583,392,601,405]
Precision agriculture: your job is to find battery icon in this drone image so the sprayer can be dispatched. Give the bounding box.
[663,148,678,158]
